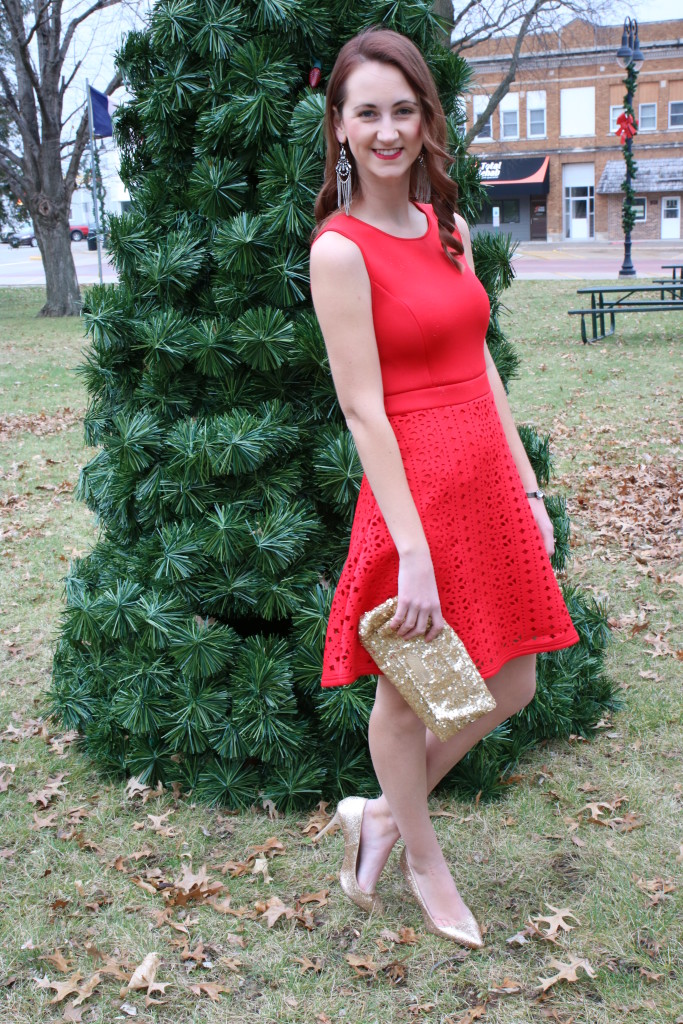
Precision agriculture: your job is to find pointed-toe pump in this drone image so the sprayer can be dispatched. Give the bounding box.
[399,847,484,948]
[313,796,383,914]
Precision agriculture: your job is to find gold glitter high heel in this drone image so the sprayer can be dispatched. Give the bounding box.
[399,847,484,948]
[313,796,383,914]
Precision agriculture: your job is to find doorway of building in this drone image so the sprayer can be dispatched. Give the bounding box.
[661,196,681,239]
[530,197,547,240]
[564,186,595,239]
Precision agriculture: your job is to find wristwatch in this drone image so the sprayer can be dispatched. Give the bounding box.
[526,489,545,500]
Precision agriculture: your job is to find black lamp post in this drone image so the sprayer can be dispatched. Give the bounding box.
[616,17,644,277]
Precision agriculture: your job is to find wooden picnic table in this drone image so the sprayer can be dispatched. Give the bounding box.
[568,282,683,343]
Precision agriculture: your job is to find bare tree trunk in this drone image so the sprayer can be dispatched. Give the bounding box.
[432,0,455,45]
[33,206,81,316]
[31,122,82,316]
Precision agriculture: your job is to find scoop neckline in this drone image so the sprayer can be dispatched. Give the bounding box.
[345,201,431,240]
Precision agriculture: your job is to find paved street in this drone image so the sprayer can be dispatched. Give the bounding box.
[511,238,683,280]
[1,236,683,287]
[0,239,117,287]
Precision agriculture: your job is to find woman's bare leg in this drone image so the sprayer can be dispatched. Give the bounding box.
[363,672,473,925]
[356,654,537,896]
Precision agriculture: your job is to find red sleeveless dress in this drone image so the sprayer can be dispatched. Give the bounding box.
[312,202,579,688]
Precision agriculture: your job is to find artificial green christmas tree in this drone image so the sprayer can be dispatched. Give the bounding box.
[49,0,618,811]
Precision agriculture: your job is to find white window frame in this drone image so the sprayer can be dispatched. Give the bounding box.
[527,91,546,138]
[609,105,622,133]
[669,100,683,129]
[560,87,595,137]
[632,197,647,222]
[472,95,493,142]
[500,93,519,141]
[638,102,657,131]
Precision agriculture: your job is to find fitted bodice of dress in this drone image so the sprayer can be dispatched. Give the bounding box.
[314,202,492,405]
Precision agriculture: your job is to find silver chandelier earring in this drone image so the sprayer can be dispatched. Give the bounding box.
[336,144,352,216]
[415,151,432,204]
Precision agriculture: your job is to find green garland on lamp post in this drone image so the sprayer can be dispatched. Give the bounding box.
[616,17,644,277]
[620,61,639,247]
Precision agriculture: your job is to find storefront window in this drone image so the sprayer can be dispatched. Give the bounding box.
[632,197,647,221]
[478,200,521,225]
[501,199,520,223]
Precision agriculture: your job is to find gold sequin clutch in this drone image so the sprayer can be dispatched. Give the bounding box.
[358,597,497,741]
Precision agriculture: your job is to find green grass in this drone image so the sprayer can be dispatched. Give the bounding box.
[0,285,681,1024]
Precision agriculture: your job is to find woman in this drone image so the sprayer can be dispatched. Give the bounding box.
[309,27,579,947]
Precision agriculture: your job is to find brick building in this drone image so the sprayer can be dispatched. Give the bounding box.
[463,17,683,242]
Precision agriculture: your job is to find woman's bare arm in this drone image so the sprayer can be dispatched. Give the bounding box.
[310,230,444,639]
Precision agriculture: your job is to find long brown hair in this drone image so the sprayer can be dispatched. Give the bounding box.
[311,27,463,263]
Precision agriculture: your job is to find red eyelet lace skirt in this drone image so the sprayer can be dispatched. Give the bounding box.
[321,375,580,688]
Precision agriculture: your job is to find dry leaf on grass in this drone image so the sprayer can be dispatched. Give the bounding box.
[383,960,407,985]
[255,896,295,928]
[301,801,333,836]
[33,972,83,1004]
[39,950,72,973]
[345,953,378,977]
[188,982,231,1001]
[251,855,272,883]
[27,772,68,808]
[292,956,322,973]
[124,951,169,999]
[489,976,523,995]
[633,876,676,906]
[71,973,102,1006]
[445,1006,486,1024]
[298,889,329,906]
[536,955,596,993]
[530,904,581,940]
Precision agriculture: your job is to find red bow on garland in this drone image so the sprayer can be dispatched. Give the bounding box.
[615,111,638,144]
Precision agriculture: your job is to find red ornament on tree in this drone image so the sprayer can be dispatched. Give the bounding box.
[309,60,322,87]
[615,111,637,145]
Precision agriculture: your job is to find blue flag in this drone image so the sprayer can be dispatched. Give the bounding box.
[89,85,116,137]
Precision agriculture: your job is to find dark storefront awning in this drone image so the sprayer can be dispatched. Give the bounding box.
[479,156,550,197]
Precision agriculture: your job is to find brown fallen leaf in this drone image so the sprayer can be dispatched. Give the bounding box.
[345,953,378,977]
[71,973,102,1006]
[188,982,231,1001]
[530,904,581,940]
[27,773,69,808]
[292,956,322,973]
[61,1003,84,1023]
[39,950,72,973]
[33,971,83,1004]
[383,959,407,985]
[298,889,329,906]
[251,855,272,883]
[489,976,523,995]
[255,896,295,928]
[126,951,161,992]
[302,801,333,836]
[537,955,596,993]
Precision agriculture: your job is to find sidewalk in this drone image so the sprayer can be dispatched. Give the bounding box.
[512,239,683,280]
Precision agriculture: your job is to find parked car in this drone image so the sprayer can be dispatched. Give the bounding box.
[70,224,89,241]
[9,226,38,248]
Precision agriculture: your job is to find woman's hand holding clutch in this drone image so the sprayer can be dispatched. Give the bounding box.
[389,547,444,642]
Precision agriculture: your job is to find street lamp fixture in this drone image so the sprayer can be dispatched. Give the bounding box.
[615,18,643,277]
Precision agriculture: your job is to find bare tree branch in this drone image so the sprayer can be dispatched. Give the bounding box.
[459,0,584,147]
[59,0,126,65]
